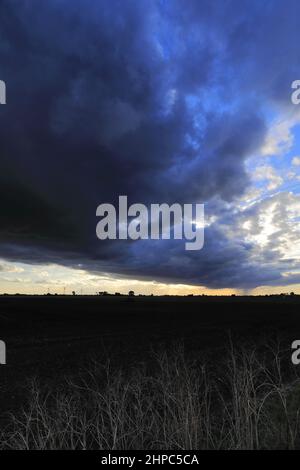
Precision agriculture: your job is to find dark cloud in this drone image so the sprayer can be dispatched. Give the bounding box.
[0,0,298,288]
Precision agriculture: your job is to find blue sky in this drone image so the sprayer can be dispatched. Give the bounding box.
[1,0,300,294]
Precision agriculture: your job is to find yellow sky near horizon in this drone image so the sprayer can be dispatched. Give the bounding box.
[0,259,299,296]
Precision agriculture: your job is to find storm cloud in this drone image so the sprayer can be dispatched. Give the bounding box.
[0,0,299,289]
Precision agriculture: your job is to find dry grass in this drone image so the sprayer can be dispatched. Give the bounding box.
[1,340,300,450]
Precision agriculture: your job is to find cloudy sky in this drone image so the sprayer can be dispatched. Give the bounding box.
[1,0,300,295]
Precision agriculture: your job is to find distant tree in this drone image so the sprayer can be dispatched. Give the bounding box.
[72,291,76,296]
[128,290,135,297]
